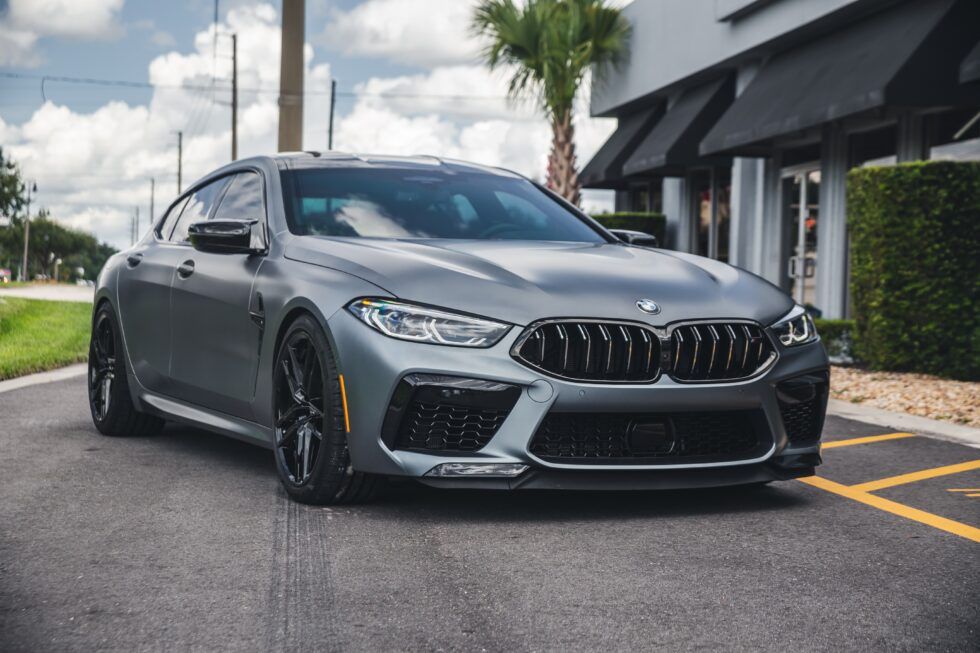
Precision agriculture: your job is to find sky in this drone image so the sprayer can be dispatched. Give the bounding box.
[0,0,624,250]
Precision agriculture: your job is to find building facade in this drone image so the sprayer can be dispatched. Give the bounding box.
[582,0,980,318]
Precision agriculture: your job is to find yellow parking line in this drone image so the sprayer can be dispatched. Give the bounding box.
[851,460,980,493]
[799,476,980,543]
[821,432,915,449]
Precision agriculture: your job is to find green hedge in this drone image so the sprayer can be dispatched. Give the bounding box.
[814,318,856,363]
[591,212,667,248]
[848,161,980,380]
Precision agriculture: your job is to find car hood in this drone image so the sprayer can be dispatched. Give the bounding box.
[285,237,794,327]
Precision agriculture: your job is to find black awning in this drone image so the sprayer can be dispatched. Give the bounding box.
[623,76,734,177]
[961,40,980,84]
[580,106,663,189]
[701,0,980,156]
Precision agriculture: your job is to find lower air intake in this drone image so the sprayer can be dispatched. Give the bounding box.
[777,372,829,444]
[529,410,770,465]
[382,374,520,454]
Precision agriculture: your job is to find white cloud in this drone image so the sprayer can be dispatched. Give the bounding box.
[336,65,616,188]
[0,0,124,66]
[150,30,176,48]
[3,1,618,249]
[0,22,38,67]
[3,3,331,249]
[321,0,481,67]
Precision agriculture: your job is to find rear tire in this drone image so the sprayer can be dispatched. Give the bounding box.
[272,314,384,505]
[88,302,164,437]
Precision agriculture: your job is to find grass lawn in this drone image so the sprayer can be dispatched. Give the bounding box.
[0,297,91,380]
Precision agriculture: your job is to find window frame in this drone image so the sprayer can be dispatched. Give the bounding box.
[152,166,271,251]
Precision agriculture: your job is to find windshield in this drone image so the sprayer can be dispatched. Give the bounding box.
[279,167,606,242]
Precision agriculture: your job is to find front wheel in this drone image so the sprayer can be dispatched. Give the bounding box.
[88,303,164,437]
[272,314,383,504]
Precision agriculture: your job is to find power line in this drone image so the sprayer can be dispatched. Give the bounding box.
[0,71,511,101]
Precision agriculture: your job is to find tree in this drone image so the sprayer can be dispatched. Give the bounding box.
[472,0,631,205]
[0,149,117,281]
[0,146,26,223]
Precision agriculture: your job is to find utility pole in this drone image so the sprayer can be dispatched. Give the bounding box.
[21,180,36,282]
[277,0,304,151]
[231,33,238,160]
[135,206,140,243]
[149,177,155,225]
[328,79,336,150]
[176,131,183,193]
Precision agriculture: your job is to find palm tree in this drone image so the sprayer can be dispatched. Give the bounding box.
[472,0,631,205]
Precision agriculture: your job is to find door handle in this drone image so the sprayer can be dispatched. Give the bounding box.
[787,256,799,279]
[177,260,195,279]
[126,253,143,267]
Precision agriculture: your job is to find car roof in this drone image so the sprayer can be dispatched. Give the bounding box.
[270,151,525,179]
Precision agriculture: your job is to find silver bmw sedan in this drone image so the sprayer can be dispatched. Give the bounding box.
[89,152,828,504]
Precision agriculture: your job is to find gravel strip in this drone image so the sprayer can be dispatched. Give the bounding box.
[830,366,979,427]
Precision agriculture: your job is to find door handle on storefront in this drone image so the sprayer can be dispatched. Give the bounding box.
[177,260,195,279]
[787,256,799,278]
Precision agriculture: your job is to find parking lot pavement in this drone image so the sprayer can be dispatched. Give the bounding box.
[1,379,977,651]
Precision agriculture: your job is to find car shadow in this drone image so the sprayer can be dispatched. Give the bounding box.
[368,481,811,524]
[144,424,812,522]
[148,422,274,477]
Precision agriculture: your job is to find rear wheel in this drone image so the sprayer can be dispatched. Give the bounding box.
[88,303,164,437]
[272,315,383,504]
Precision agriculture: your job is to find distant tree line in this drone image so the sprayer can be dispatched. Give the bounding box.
[0,148,117,282]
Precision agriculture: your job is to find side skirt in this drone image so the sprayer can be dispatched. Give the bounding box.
[138,389,274,449]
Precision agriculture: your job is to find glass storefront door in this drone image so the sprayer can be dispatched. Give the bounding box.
[691,167,732,262]
[782,168,820,307]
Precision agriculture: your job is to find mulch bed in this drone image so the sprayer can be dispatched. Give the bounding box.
[830,365,979,427]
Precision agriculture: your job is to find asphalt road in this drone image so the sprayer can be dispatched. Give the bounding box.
[1,377,977,652]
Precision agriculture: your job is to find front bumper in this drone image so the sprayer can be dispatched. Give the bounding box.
[328,310,829,487]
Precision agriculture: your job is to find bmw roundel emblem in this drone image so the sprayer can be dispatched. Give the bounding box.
[636,299,661,315]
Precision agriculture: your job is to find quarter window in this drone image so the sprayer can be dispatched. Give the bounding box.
[169,177,231,243]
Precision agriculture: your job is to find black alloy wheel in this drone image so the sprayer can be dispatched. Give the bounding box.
[271,314,383,504]
[89,311,116,422]
[88,303,164,437]
[274,331,325,484]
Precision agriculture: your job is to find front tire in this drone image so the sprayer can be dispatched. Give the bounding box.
[88,302,164,437]
[272,314,383,505]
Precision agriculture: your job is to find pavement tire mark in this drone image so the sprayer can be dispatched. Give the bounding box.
[267,489,343,653]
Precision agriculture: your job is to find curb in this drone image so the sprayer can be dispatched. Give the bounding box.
[827,398,980,449]
[0,364,87,394]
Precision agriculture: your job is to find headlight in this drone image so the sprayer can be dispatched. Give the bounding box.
[770,305,818,347]
[347,298,511,347]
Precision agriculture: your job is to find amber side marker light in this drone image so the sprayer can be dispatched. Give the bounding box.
[338,374,351,433]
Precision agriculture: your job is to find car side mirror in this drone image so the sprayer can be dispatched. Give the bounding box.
[609,229,659,249]
[188,219,260,254]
